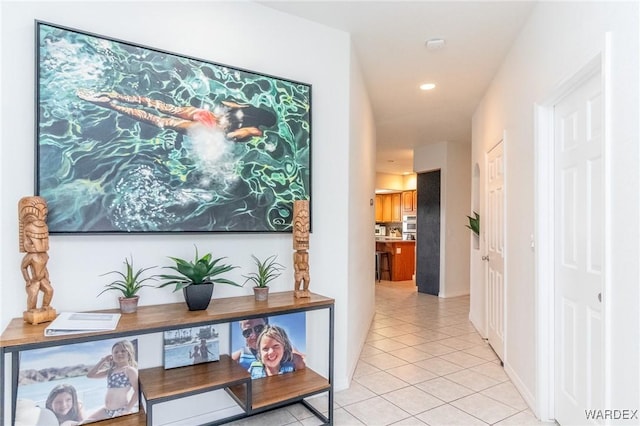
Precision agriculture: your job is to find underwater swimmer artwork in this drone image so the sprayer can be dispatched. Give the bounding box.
[36,21,311,233]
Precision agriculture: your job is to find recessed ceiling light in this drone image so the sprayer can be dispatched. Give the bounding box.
[420,83,436,91]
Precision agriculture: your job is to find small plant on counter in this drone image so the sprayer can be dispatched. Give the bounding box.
[243,254,284,301]
[158,245,241,291]
[98,255,157,299]
[466,211,480,236]
[98,255,157,313]
[243,254,285,288]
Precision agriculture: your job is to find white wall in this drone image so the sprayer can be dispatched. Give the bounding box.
[0,0,373,408]
[374,173,416,192]
[414,141,471,298]
[375,172,404,191]
[346,48,377,381]
[472,0,639,415]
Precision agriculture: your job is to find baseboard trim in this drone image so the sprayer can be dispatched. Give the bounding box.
[469,313,487,339]
[504,360,538,417]
[438,290,470,298]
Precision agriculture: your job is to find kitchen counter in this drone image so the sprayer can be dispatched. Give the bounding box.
[375,237,415,243]
[376,240,416,281]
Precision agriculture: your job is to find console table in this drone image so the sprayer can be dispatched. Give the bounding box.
[0,291,334,425]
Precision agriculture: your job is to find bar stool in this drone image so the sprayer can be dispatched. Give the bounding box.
[375,251,391,282]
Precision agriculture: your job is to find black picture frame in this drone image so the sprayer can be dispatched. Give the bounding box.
[35,21,311,234]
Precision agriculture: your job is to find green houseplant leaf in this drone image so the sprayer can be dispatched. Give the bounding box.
[158,246,241,292]
[98,255,157,299]
[466,211,480,236]
[243,254,285,288]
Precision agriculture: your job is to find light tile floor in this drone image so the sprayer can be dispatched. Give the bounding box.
[226,280,551,425]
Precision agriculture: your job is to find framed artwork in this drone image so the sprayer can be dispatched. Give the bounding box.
[35,21,312,234]
[230,312,305,379]
[16,338,139,425]
[163,324,220,369]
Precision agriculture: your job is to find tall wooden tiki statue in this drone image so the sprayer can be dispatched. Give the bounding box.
[19,196,57,324]
[293,200,311,298]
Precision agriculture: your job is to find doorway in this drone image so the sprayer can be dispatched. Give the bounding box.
[535,56,605,423]
[416,170,441,295]
[486,140,505,362]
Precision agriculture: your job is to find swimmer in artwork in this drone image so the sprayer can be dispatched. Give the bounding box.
[76,89,276,142]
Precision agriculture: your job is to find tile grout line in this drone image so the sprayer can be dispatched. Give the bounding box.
[336,280,540,426]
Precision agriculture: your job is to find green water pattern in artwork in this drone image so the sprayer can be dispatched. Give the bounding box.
[37,23,310,233]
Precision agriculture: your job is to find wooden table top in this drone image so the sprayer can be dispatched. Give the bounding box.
[1,291,334,350]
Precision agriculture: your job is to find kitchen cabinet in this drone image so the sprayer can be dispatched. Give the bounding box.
[375,195,383,222]
[382,194,392,221]
[390,193,402,222]
[375,193,402,223]
[375,240,416,281]
[402,190,417,213]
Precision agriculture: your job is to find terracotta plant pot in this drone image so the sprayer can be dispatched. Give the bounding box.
[253,286,269,302]
[183,283,214,311]
[119,296,139,314]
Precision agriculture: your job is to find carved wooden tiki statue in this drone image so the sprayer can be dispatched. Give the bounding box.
[19,196,56,324]
[293,200,311,298]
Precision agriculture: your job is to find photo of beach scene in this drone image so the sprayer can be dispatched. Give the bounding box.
[163,324,220,369]
[16,338,139,425]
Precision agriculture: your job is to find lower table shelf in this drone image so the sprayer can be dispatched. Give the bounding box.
[138,355,330,425]
[139,355,250,406]
[228,367,331,412]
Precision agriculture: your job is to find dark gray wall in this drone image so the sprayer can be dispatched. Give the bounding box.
[416,170,441,295]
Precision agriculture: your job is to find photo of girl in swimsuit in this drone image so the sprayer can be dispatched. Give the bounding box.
[16,337,139,425]
[85,340,139,421]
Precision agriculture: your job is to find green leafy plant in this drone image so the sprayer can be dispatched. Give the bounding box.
[243,254,285,288]
[98,256,157,299]
[466,211,480,236]
[158,246,240,292]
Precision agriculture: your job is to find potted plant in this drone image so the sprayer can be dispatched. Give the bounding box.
[243,254,285,301]
[466,211,480,236]
[98,256,157,313]
[158,246,241,310]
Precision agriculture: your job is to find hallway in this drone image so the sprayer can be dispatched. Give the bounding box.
[228,280,552,425]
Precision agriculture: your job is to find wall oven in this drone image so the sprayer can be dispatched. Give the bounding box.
[402,215,417,234]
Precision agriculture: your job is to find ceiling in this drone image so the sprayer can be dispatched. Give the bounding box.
[259,1,536,175]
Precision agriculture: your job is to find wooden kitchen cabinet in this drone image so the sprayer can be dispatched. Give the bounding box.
[382,194,392,221]
[376,193,402,222]
[390,193,402,222]
[375,195,383,222]
[402,190,416,213]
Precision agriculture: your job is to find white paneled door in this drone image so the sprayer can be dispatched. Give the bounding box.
[486,140,505,362]
[554,71,604,425]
